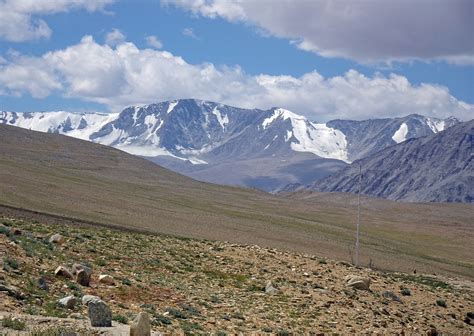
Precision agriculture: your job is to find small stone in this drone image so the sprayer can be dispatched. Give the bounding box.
[76,269,91,286]
[130,312,151,336]
[87,297,112,327]
[37,277,48,291]
[382,291,402,302]
[265,281,279,295]
[49,233,65,245]
[98,274,115,285]
[58,295,76,309]
[54,266,73,279]
[345,275,371,290]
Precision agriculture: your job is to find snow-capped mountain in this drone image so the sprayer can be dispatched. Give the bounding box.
[312,120,473,202]
[0,99,459,191]
[326,114,459,162]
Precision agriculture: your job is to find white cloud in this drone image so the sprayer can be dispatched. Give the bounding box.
[145,35,163,49]
[0,36,472,121]
[0,0,114,42]
[163,0,474,65]
[105,28,126,47]
[182,27,198,39]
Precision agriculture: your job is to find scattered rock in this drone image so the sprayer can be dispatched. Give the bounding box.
[82,295,101,305]
[37,277,48,291]
[58,295,76,309]
[72,263,92,276]
[130,312,151,336]
[72,264,92,286]
[265,280,279,295]
[86,297,112,327]
[98,274,115,285]
[54,266,73,279]
[382,291,402,302]
[76,269,91,286]
[49,233,65,245]
[0,284,25,300]
[345,275,371,290]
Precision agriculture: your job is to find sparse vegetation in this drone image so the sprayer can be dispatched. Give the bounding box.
[112,314,128,324]
[2,316,26,330]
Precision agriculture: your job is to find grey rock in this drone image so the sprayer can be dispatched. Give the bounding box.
[59,295,76,309]
[82,295,101,305]
[130,312,151,336]
[345,275,371,290]
[72,263,92,276]
[49,233,65,245]
[87,297,112,327]
[72,263,92,286]
[265,280,279,295]
[382,291,402,302]
[37,277,48,291]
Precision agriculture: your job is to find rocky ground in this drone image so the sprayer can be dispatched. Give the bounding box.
[0,216,473,335]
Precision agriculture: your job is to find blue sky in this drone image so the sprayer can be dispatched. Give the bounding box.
[0,0,473,121]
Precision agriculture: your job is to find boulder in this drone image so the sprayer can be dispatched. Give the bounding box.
[265,280,279,295]
[76,269,91,286]
[130,312,151,336]
[54,266,73,279]
[72,264,92,286]
[49,233,65,245]
[72,263,92,276]
[345,275,371,290]
[58,295,76,309]
[86,297,112,327]
[82,295,101,305]
[98,274,115,285]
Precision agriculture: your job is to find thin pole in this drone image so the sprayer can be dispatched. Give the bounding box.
[355,163,362,267]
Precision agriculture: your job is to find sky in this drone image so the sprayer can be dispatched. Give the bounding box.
[0,0,473,122]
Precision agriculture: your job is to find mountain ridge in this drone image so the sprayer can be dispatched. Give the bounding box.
[1,99,460,191]
[309,120,473,202]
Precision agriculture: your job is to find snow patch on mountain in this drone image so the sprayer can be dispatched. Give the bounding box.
[167,100,178,114]
[291,121,349,162]
[1,111,117,141]
[425,118,446,133]
[211,106,229,129]
[392,122,408,143]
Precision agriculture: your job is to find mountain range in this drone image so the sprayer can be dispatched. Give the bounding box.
[311,120,473,202]
[1,99,459,193]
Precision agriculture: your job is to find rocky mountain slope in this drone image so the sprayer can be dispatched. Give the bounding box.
[1,216,473,334]
[312,120,473,202]
[1,100,457,191]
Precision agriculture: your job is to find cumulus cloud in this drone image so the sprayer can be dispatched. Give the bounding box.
[105,28,126,47]
[0,36,472,121]
[163,0,474,65]
[0,0,114,42]
[145,35,163,49]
